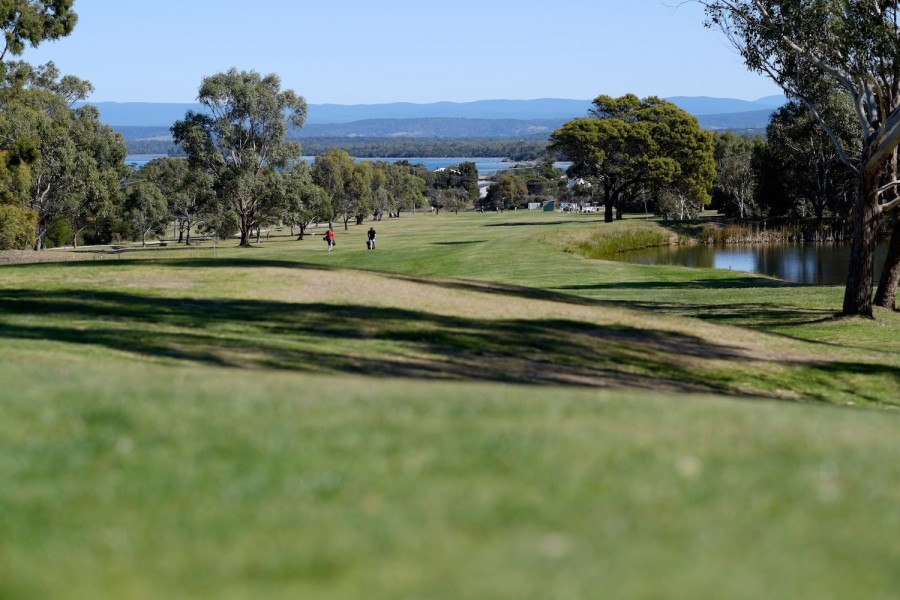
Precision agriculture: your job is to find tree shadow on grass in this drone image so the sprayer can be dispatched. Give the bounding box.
[8,256,341,272]
[0,287,793,398]
[385,272,834,328]
[555,276,802,291]
[2,287,897,404]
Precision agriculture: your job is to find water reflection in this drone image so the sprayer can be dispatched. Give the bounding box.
[619,242,889,285]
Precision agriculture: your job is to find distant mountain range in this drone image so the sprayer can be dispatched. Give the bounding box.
[87,95,787,142]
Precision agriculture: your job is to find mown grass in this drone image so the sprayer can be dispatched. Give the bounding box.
[2,210,900,598]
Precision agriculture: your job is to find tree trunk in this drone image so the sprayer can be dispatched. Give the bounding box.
[604,191,614,223]
[297,223,305,240]
[72,226,87,249]
[842,177,878,316]
[239,213,252,247]
[35,222,47,251]
[875,211,900,310]
[185,222,192,246]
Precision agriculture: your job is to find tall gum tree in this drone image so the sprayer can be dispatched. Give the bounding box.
[4,62,125,250]
[702,0,900,315]
[0,1,78,247]
[172,68,307,247]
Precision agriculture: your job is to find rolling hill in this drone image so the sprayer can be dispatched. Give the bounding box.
[95,95,785,146]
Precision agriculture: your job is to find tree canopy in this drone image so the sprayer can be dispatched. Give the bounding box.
[0,0,77,66]
[702,0,900,314]
[172,68,307,246]
[550,94,714,223]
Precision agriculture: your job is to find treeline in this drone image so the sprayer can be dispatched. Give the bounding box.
[282,137,548,161]
[122,137,550,161]
[708,96,859,229]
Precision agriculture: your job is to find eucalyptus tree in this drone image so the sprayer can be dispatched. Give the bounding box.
[140,157,216,245]
[480,174,527,212]
[312,149,358,229]
[0,1,77,67]
[123,182,167,247]
[350,161,374,225]
[702,0,900,314]
[550,94,714,223]
[713,132,762,219]
[0,1,77,246]
[281,167,331,240]
[172,68,307,246]
[370,167,390,221]
[383,161,426,217]
[761,97,858,221]
[3,62,126,249]
[445,188,469,214]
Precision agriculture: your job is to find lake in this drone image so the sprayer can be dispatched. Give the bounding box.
[618,241,891,285]
[124,155,557,174]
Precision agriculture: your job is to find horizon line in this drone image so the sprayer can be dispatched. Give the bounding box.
[80,94,786,106]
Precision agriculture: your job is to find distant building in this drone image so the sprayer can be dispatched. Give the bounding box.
[434,167,462,176]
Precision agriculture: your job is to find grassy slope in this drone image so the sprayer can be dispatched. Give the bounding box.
[2,211,899,598]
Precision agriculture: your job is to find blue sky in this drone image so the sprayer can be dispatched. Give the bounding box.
[20,0,781,104]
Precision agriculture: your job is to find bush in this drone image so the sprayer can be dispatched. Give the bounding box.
[0,205,37,250]
[44,218,72,248]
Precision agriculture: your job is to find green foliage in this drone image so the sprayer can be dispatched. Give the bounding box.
[172,68,307,246]
[756,97,859,221]
[280,162,331,238]
[0,203,36,248]
[0,0,77,64]
[0,62,126,249]
[123,183,167,246]
[550,94,715,222]
[702,1,900,315]
[139,157,216,244]
[712,131,764,219]
[0,145,33,205]
[297,136,549,161]
[427,187,469,215]
[312,148,357,229]
[42,215,70,247]
[480,174,528,211]
[494,157,567,201]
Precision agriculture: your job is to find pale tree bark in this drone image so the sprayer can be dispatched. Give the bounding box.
[702,0,900,316]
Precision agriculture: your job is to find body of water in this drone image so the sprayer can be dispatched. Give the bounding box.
[619,241,890,285]
[125,155,562,175]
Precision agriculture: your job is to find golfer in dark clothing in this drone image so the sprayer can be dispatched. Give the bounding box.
[367,227,376,250]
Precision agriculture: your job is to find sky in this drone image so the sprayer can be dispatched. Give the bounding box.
[19,0,782,105]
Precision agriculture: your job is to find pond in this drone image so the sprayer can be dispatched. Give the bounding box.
[618,241,891,285]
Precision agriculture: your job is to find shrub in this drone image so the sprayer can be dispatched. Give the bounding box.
[44,217,72,248]
[0,205,37,250]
